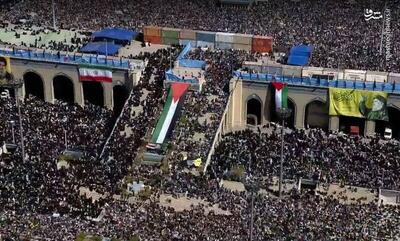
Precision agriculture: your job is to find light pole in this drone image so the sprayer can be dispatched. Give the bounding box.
[277,108,292,198]
[244,176,260,241]
[9,120,15,143]
[64,128,68,149]
[52,0,57,29]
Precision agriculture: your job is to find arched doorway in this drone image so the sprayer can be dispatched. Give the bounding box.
[23,72,44,100]
[305,100,329,131]
[375,106,400,139]
[113,85,129,115]
[82,82,104,106]
[339,116,365,135]
[53,75,74,103]
[246,96,262,126]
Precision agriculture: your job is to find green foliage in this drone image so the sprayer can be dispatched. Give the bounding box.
[231,165,245,181]
[138,186,152,200]
[76,233,86,241]
[130,234,141,241]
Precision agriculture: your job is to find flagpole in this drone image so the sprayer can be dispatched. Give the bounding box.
[52,0,56,29]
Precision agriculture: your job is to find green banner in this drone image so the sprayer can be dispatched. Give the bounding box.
[329,88,389,121]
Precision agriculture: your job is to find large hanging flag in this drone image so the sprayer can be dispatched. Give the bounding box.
[151,82,190,144]
[79,65,112,82]
[272,82,288,111]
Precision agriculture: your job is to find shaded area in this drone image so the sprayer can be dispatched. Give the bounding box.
[113,85,129,115]
[375,107,400,139]
[82,81,104,106]
[53,75,74,103]
[24,72,44,100]
[339,116,365,135]
[246,97,261,125]
[305,100,329,131]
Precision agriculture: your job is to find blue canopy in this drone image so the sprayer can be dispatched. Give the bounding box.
[288,44,314,66]
[80,42,121,55]
[91,28,138,41]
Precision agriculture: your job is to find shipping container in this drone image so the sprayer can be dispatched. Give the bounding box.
[162,27,180,39]
[179,39,197,46]
[162,37,180,45]
[196,40,214,49]
[143,26,162,37]
[215,32,235,43]
[233,43,252,52]
[144,35,162,44]
[196,31,216,43]
[233,33,252,45]
[215,42,234,50]
[252,36,273,53]
[180,29,196,40]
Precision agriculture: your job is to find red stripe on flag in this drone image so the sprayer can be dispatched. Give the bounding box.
[80,75,112,83]
[272,81,285,91]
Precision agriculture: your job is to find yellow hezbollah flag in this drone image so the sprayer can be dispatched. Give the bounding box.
[329,87,388,121]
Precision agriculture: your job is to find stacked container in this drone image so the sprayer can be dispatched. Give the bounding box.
[143,26,162,44]
[179,29,197,46]
[215,32,235,50]
[196,31,215,48]
[252,36,273,53]
[162,27,180,45]
[233,33,253,51]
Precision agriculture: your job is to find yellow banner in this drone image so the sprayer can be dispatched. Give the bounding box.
[329,88,389,121]
[0,56,12,85]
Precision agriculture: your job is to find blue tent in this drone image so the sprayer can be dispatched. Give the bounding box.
[80,42,121,55]
[92,28,138,41]
[288,44,314,66]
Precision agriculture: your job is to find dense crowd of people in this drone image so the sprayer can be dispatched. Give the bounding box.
[0,0,399,72]
[210,127,400,190]
[1,17,400,240]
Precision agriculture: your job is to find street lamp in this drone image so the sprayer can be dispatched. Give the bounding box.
[9,120,15,143]
[276,107,292,198]
[244,177,260,241]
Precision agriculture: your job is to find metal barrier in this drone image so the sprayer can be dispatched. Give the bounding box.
[0,45,133,69]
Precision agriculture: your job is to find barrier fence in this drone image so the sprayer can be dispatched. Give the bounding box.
[0,45,132,69]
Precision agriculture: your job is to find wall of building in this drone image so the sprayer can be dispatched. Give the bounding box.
[10,58,134,109]
[225,78,400,136]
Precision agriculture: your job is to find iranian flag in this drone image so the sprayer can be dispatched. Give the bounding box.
[79,65,112,82]
[272,82,288,111]
[151,82,190,144]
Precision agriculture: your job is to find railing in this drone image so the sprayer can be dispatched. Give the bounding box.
[235,71,400,93]
[0,45,135,70]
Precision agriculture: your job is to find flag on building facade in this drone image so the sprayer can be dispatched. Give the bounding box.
[272,82,288,111]
[79,65,112,82]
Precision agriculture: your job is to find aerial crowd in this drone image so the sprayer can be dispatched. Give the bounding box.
[0,0,400,240]
[1,0,399,72]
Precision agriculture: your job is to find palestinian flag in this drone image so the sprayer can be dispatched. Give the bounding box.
[79,65,112,82]
[151,82,190,144]
[272,82,288,111]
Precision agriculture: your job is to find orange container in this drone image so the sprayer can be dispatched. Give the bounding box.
[144,35,162,44]
[252,36,273,53]
[143,26,162,37]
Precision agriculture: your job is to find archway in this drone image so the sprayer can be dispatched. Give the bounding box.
[23,72,44,100]
[339,116,365,135]
[53,75,74,103]
[82,81,104,106]
[113,85,129,115]
[305,100,329,131]
[375,106,400,139]
[246,96,262,125]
